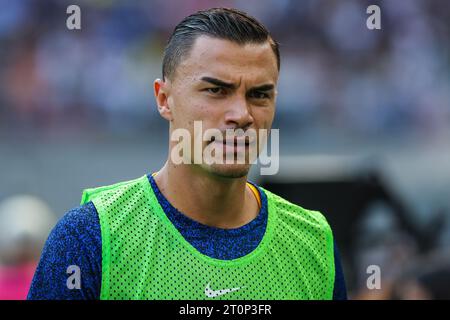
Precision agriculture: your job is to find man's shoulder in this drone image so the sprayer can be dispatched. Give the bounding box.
[37,201,101,270]
[52,201,100,239]
[27,200,102,300]
[261,187,331,230]
[80,174,149,206]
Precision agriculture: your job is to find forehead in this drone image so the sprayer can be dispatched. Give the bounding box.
[175,36,278,83]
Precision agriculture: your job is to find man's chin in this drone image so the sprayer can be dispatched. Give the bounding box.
[201,163,251,179]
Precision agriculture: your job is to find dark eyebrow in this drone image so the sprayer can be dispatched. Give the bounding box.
[200,76,274,92]
[250,84,274,92]
[200,77,236,89]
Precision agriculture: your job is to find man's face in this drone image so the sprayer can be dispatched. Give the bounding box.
[159,36,279,178]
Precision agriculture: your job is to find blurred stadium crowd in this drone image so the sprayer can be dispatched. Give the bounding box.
[1,0,449,136]
[0,0,450,299]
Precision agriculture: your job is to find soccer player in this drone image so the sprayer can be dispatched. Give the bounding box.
[28,7,346,300]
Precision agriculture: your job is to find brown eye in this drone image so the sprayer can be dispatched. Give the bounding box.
[249,91,269,99]
[206,87,227,96]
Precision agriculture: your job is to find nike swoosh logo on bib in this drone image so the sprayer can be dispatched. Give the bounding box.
[204,282,243,298]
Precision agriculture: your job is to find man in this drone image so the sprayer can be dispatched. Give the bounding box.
[28,7,346,300]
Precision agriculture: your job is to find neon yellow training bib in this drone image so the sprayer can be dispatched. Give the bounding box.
[80,174,335,300]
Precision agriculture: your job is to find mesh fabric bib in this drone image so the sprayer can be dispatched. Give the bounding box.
[80,174,335,300]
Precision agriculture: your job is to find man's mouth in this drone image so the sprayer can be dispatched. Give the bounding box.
[209,136,257,147]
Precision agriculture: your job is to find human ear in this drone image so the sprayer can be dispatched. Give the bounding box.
[154,78,173,121]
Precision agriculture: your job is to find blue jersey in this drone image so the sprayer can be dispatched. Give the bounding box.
[27,174,347,299]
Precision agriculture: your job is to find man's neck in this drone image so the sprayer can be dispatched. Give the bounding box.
[154,162,259,229]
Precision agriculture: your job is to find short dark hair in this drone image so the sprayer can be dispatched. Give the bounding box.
[162,7,280,81]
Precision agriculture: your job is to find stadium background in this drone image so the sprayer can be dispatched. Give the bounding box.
[0,0,449,299]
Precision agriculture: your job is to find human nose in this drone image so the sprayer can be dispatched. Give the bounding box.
[223,96,254,129]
